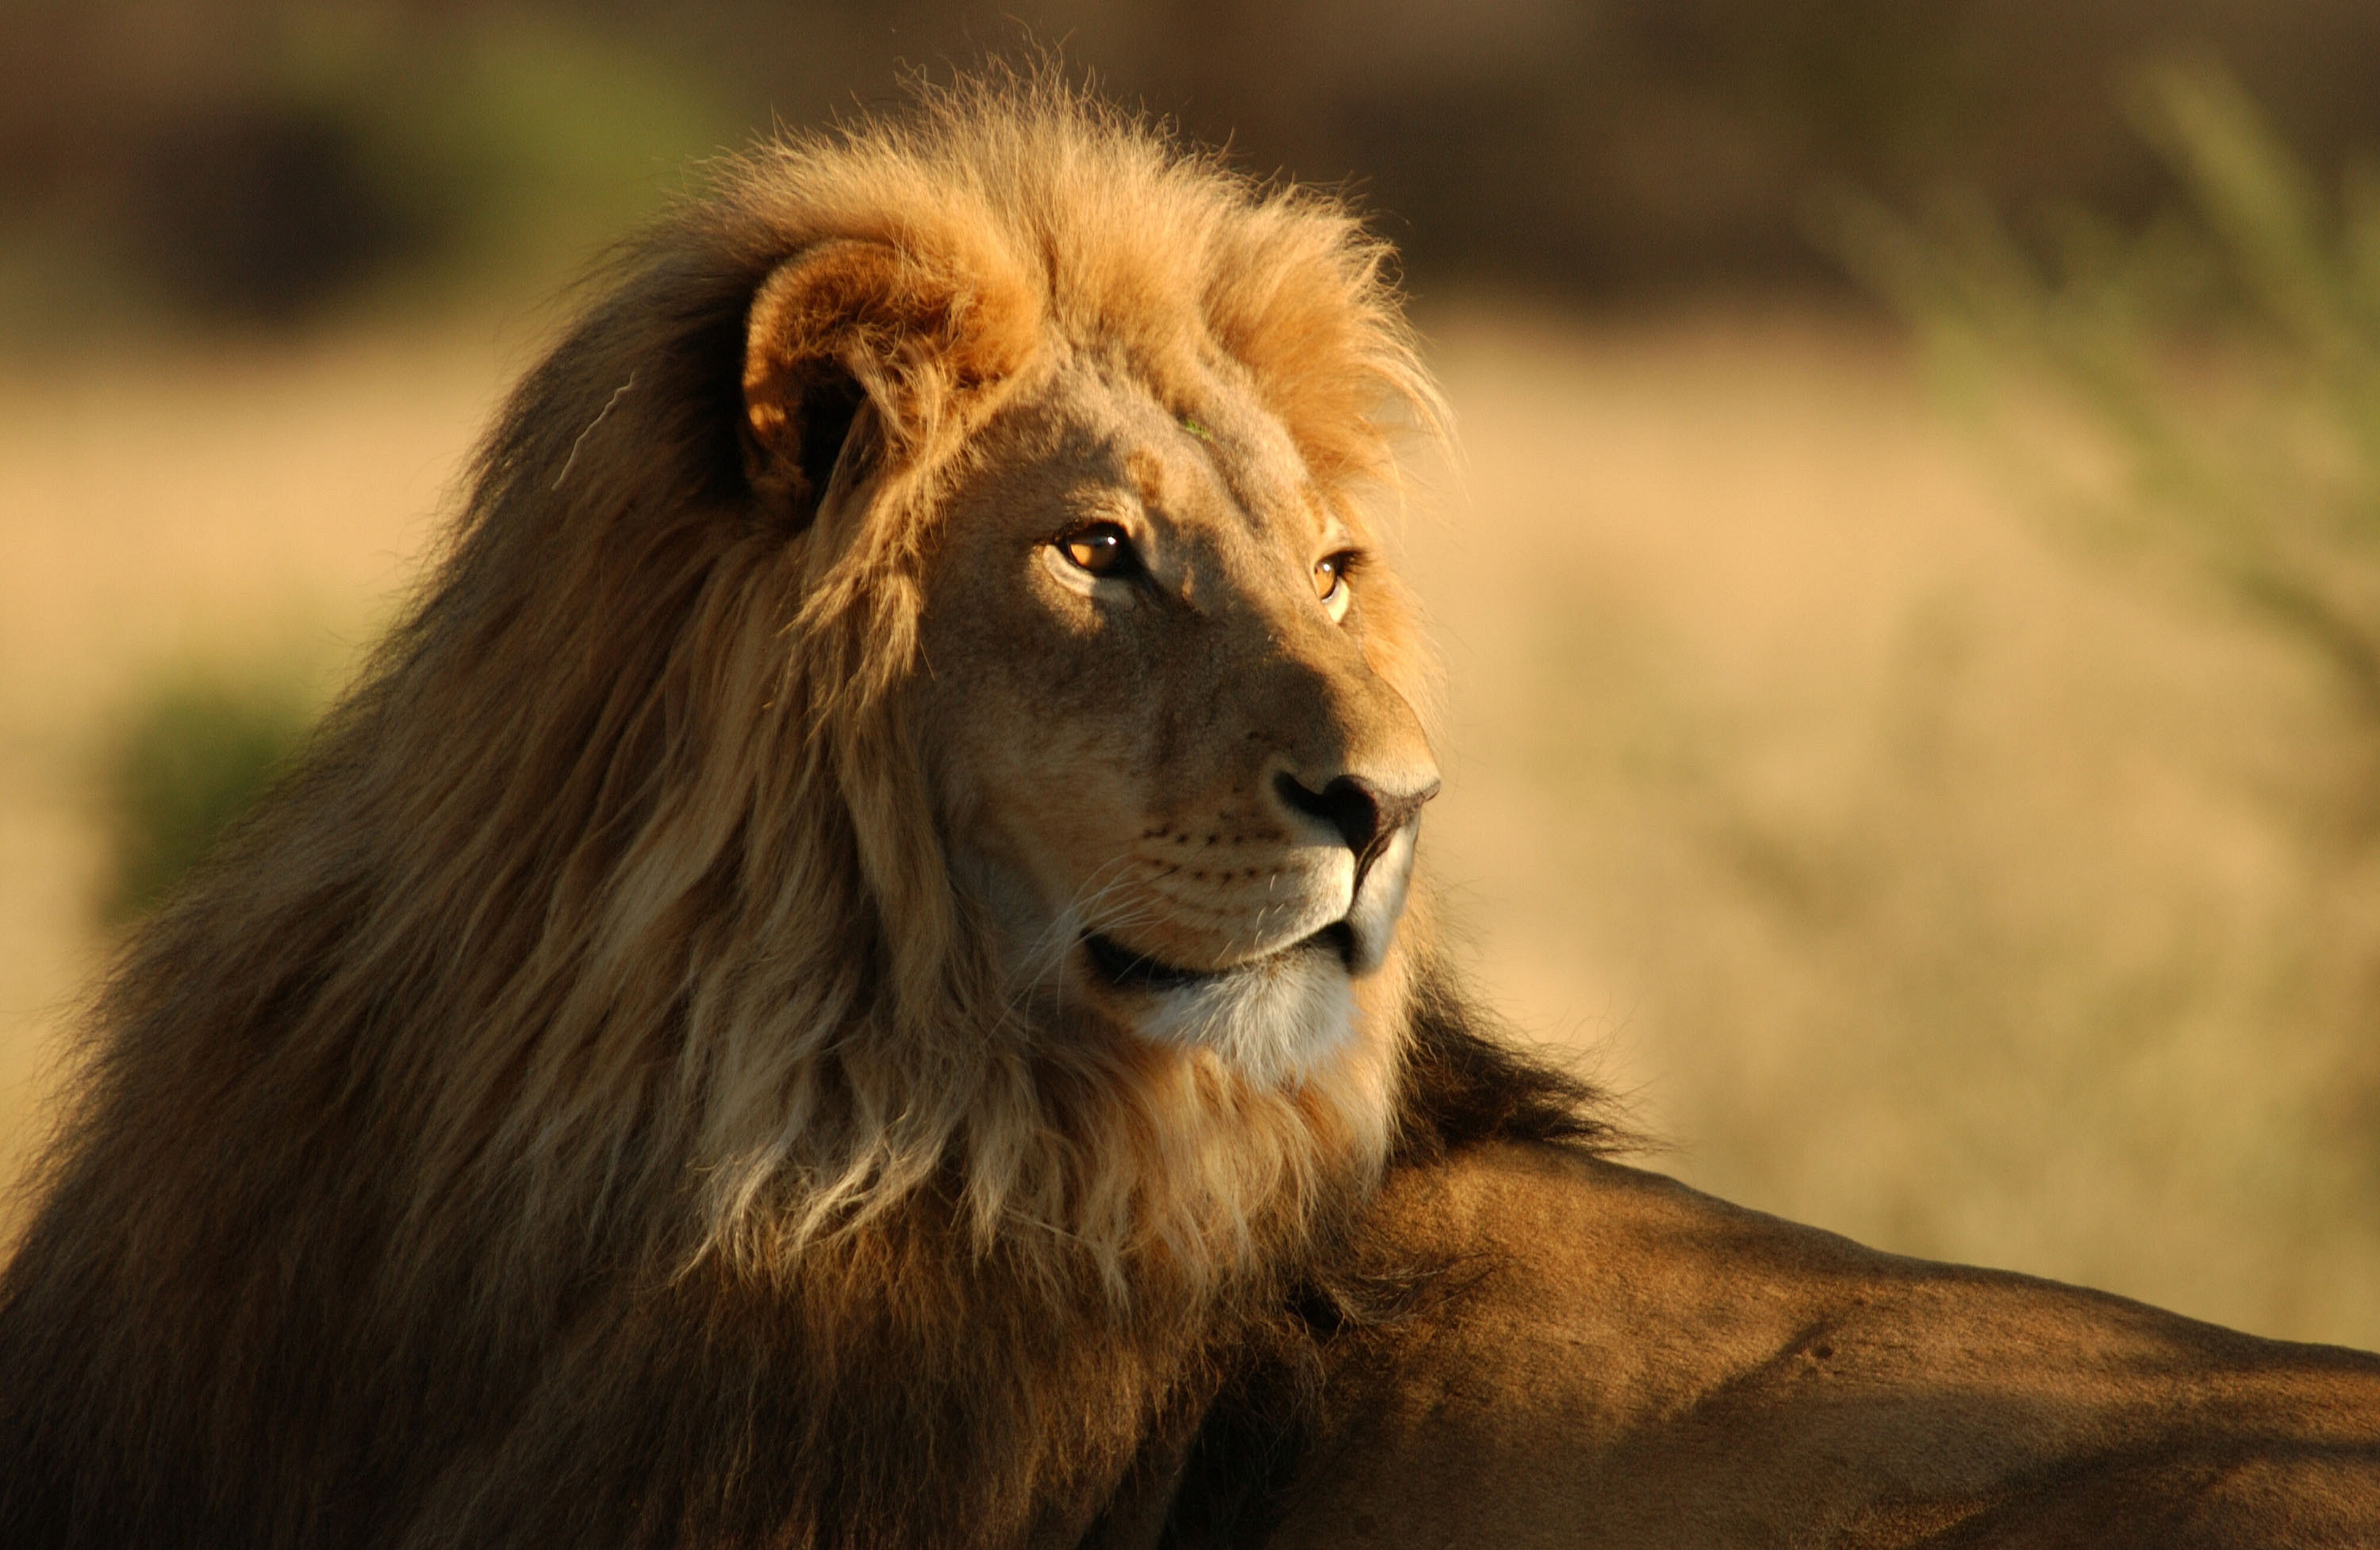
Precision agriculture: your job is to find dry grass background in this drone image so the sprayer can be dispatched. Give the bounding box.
[4,305,2376,1348]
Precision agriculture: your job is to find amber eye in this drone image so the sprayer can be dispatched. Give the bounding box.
[1314,551,1356,621]
[1060,522,1139,579]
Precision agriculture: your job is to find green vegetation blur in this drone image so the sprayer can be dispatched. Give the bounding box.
[100,677,313,923]
[14,2,2380,332]
[2,8,739,331]
[1841,61,2380,739]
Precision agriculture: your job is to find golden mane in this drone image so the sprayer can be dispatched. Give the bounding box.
[362,74,1449,1292]
[0,73,1575,1550]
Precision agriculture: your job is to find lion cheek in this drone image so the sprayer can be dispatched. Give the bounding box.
[940,834,1074,982]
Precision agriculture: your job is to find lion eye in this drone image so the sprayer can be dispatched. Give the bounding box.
[1314,551,1355,622]
[1060,522,1139,579]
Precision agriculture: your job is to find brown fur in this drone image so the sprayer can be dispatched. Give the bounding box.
[0,74,1591,1550]
[1255,1141,2380,1548]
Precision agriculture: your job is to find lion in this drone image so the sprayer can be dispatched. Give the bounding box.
[2,72,2377,1550]
[0,73,1594,1549]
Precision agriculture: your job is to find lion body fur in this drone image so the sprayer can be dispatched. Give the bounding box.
[4,73,2380,1550]
[1266,1141,2380,1548]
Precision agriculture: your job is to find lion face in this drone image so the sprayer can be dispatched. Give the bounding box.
[914,355,1438,1082]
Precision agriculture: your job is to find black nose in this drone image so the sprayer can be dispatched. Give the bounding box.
[1273,772,1439,865]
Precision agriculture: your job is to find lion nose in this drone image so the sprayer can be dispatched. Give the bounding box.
[1272,772,1440,869]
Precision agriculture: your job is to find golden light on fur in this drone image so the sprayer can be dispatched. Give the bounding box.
[321,70,1459,1297]
[680,73,1446,1287]
[0,70,1538,1549]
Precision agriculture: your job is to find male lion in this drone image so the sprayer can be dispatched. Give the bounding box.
[2,76,2377,1550]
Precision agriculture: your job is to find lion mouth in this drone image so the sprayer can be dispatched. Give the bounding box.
[1081,922,1358,991]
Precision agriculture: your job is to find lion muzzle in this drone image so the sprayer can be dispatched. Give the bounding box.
[1268,766,1437,975]
[1079,769,1431,1081]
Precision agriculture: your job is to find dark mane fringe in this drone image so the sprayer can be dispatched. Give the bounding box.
[1395,957,1629,1160]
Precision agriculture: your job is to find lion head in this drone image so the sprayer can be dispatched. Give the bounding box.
[395,75,1455,1291]
[19,79,1451,1298]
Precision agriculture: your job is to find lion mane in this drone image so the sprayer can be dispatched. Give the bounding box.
[0,75,1603,1549]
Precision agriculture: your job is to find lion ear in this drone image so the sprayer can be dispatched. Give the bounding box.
[741,240,1027,528]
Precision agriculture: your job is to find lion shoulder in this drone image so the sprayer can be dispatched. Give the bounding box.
[1256,1138,2380,1547]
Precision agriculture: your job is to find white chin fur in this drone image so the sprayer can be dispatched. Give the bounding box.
[1129,949,1357,1087]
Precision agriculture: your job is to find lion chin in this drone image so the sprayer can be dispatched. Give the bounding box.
[1087,930,1358,1084]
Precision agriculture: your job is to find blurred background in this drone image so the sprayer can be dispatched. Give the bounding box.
[6,0,2380,1345]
